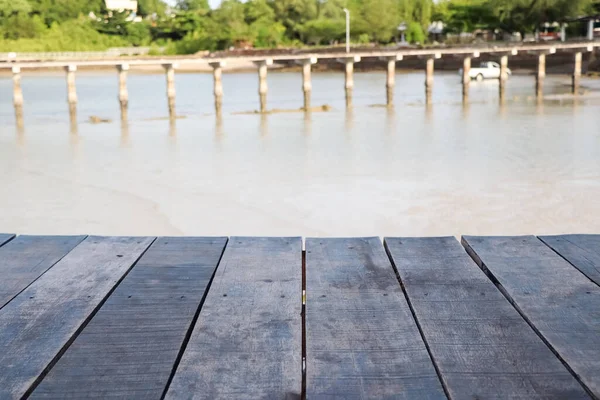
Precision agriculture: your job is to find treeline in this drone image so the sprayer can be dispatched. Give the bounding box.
[164,0,435,53]
[435,0,599,38]
[0,0,598,53]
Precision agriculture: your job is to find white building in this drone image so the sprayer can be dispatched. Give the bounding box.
[105,0,138,12]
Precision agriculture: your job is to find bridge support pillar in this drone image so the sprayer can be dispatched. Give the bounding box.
[527,48,555,99]
[254,59,272,113]
[163,63,176,118]
[425,58,434,104]
[462,57,471,103]
[337,56,360,109]
[495,49,518,103]
[297,57,317,111]
[499,55,509,103]
[117,64,129,120]
[536,54,546,99]
[381,55,402,107]
[65,65,78,125]
[210,62,224,117]
[572,52,582,95]
[423,54,440,105]
[12,66,24,123]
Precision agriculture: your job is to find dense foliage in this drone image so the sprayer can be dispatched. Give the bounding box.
[434,0,596,37]
[0,0,598,53]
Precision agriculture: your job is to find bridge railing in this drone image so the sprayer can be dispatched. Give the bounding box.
[0,47,152,62]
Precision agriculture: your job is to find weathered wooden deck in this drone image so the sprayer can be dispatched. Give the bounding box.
[0,234,598,399]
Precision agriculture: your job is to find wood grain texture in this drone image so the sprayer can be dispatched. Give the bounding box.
[540,235,600,287]
[0,236,154,399]
[462,235,600,398]
[30,237,227,399]
[0,235,86,309]
[306,237,446,400]
[385,236,589,399]
[165,237,302,400]
[0,233,15,247]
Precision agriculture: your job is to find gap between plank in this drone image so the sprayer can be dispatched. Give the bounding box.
[0,235,88,313]
[159,237,230,400]
[537,236,600,288]
[22,236,158,399]
[301,249,306,400]
[460,236,598,400]
[0,234,16,247]
[383,239,451,400]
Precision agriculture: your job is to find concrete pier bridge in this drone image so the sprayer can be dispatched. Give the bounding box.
[2,41,599,123]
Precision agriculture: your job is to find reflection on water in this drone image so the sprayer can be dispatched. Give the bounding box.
[168,118,177,138]
[259,113,268,137]
[344,108,354,133]
[0,71,599,237]
[120,119,130,147]
[302,112,312,137]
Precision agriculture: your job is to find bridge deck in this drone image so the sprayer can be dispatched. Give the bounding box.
[2,41,599,69]
[0,234,598,399]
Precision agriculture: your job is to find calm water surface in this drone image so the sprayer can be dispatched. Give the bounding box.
[1,70,599,237]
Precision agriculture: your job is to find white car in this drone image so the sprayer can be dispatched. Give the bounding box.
[459,61,512,81]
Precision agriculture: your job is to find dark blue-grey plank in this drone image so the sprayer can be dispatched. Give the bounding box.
[386,236,589,399]
[0,233,14,247]
[463,235,600,398]
[30,237,227,399]
[540,235,600,287]
[306,237,446,399]
[0,235,86,309]
[0,236,154,399]
[165,237,302,400]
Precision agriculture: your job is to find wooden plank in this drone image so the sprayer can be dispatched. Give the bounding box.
[385,236,589,399]
[0,236,154,399]
[540,235,600,287]
[0,235,86,309]
[462,235,600,398]
[30,237,227,399]
[165,237,302,400]
[306,237,446,399]
[0,233,15,247]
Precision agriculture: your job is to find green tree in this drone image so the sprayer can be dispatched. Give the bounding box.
[211,0,252,46]
[245,0,276,23]
[94,10,130,36]
[433,0,495,33]
[1,14,45,39]
[317,0,346,18]
[301,18,345,44]
[251,21,287,47]
[361,0,399,42]
[489,0,594,35]
[0,0,32,15]
[0,19,129,51]
[268,0,319,39]
[137,0,167,17]
[28,0,104,25]
[245,0,287,47]
[176,0,210,12]
[152,10,205,40]
[405,20,425,42]
[126,21,151,45]
[412,0,432,29]
[397,0,432,30]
